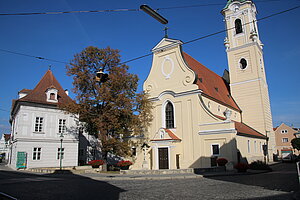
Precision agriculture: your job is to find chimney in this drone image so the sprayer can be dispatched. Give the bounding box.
[65,89,69,96]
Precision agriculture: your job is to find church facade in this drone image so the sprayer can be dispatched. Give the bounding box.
[132,0,275,170]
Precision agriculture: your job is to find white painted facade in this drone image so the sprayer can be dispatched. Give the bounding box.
[9,104,79,169]
[0,134,10,161]
[8,70,80,169]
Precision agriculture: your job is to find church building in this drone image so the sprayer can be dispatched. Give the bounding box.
[132,0,275,170]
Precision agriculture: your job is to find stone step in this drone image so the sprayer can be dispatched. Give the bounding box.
[120,168,194,175]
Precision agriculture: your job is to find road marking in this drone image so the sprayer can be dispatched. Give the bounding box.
[0,192,18,200]
[0,177,62,184]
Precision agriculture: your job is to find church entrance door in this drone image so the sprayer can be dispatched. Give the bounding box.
[158,147,169,169]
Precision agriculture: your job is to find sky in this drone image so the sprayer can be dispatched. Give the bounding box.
[0,0,300,136]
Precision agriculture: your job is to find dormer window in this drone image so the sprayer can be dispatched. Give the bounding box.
[46,88,58,103]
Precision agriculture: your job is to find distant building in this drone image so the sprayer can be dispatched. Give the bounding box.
[274,123,299,157]
[78,130,101,166]
[0,134,11,161]
[8,70,80,169]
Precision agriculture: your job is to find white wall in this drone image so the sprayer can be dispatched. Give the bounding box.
[9,104,79,169]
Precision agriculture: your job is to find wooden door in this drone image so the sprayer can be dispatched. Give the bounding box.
[158,148,169,169]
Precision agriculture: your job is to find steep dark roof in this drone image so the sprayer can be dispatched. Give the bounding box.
[19,89,32,94]
[182,52,240,111]
[18,70,72,105]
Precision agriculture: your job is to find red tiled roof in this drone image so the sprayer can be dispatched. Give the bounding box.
[19,89,32,94]
[18,70,72,105]
[214,114,266,139]
[234,121,267,139]
[151,129,181,141]
[182,52,240,111]
[164,129,181,140]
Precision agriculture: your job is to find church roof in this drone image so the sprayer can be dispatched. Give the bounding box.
[14,70,72,106]
[182,52,240,111]
[234,121,267,139]
[223,0,251,10]
[213,114,266,139]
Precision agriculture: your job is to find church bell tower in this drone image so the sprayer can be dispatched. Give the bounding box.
[222,0,275,157]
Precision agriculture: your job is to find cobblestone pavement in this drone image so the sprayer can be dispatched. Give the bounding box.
[108,178,293,200]
[0,162,298,200]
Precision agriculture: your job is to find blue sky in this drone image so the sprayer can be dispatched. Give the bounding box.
[0,0,300,136]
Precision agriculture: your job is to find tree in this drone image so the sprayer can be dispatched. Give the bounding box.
[62,46,153,162]
[291,138,300,151]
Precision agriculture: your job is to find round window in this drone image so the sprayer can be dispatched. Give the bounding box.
[239,58,247,69]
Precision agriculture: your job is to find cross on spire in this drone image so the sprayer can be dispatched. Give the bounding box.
[163,26,169,38]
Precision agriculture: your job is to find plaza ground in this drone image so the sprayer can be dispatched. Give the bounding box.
[0,162,298,200]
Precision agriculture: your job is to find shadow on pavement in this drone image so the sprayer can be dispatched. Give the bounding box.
[0,169,125,200]
[206,163,299,193]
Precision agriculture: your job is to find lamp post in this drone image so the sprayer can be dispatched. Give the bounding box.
[59,132,64,170]
[140,5,169,38]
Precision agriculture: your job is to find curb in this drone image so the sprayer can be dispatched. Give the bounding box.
[200,170,271,178]
[90,174,203,181]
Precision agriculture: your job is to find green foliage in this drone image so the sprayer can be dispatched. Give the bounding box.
[291,138,300,151]
[62,46,153,159]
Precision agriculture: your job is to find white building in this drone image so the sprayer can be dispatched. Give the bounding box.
[9,70,79,169]
[0,134,10,161]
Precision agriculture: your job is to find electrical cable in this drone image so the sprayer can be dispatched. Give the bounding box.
[0,5,299,65]
[157,0,281,11]
[0,0,283,16]
[0,49,68,64]
[121,4,300,64]
[0,8,140,16]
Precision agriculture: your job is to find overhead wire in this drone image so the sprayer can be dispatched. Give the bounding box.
[0,4,299,65]
[0,0,283,16]
[156,0,281,10]
[0,49,68,64]
[121,4,300,64]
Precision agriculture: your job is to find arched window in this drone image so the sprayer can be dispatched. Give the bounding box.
[235,19,243,34]
[165,102,174,129]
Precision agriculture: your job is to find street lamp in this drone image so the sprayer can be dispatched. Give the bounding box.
[140,5,169,38]
[140,5,168,24]
[96,68,108,83]
[59,132,64,170]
